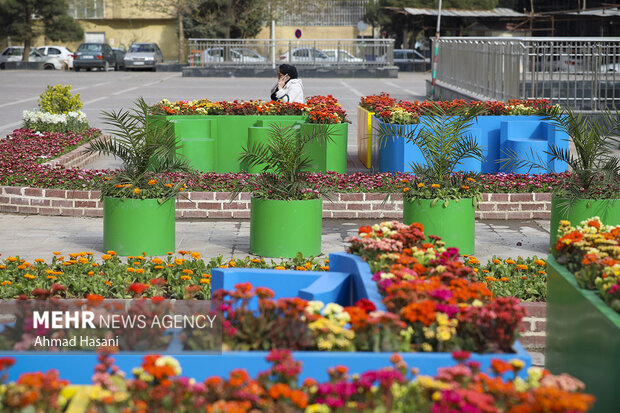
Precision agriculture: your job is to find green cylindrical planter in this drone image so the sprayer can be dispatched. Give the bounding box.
[403,198,475,255]
[245,127,272,173]
[103,197,175,256]
[250,197,322,258]
[301,123,348,174]
[549,196,620,248]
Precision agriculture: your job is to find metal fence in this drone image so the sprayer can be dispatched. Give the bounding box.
[434,37,620,110]
[187,39,394,69]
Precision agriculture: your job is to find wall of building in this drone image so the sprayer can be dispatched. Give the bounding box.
[255,26,373,40]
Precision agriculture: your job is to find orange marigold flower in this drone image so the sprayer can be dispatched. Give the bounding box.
[403,187,410,192]
[182,269,194,275]
[466,177,476,182]
[535,259,546,266]
[153,258,163,265]
[461,185,470,190]
[181,275,192,280]
[274,266,286,270]
[87,271,94,276]
[431,184,440,188]
[134,188,141,194]
[516,264,528,270]
[417,182,425,188]
[86,293,104,301]
[47,275,57,280]
[148,179,157,185]
[200,278,210,284]
[493,259,501,264]
[505,259,516,265]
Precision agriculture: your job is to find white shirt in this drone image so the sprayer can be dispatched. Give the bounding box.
[273,79,304,103]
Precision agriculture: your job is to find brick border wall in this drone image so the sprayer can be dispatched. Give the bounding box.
[519,302,546,350]
[0,187,552,220]
[41,136,108,169]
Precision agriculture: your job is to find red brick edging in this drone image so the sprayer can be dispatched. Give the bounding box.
[0,188,551,220]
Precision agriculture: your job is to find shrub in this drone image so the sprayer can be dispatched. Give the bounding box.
[38,84,83,114]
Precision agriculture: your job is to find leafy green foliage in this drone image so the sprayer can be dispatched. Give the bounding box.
[499,107,620,201]
[380,103,486,202]
[184,0,267,38]
[0,0,83,60]
[238,123,335,200]
[84,97,191,201]
[38,85,83,114]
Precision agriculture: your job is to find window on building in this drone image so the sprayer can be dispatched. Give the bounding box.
[68,0,105,19]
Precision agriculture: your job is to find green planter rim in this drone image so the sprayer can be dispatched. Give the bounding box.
[549,256,620,326]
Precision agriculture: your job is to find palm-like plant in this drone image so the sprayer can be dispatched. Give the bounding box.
[84,97,191,200]
[238,123,334,200]
[405,104,485,183]
[379,103,486,203]
[499,107,620,203]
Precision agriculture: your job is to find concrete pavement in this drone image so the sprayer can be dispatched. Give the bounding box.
[0,213,551,263]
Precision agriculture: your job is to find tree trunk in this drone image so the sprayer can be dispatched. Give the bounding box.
[178,10,184,63]
[22,6,32,62]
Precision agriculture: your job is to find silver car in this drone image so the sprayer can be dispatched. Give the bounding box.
[124,43,163,71]
[0,47,53,69]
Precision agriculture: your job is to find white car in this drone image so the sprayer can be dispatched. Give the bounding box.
[322,49,363,63]
[0,47,52,68]
[279,48,330,63]
[601,63,620,73]
[37,45,74,69]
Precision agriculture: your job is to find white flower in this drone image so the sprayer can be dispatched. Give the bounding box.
[305,300,324,314]
[155,356,182,376]
[323,303,344,316]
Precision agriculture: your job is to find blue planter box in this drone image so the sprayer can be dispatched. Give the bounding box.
[375,115,568,174]
[5,252,531,383]
[6,342,531,384]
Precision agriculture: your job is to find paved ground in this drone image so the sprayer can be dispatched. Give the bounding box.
[0,213,550,264]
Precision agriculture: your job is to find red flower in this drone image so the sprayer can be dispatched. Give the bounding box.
[128,282,149,295]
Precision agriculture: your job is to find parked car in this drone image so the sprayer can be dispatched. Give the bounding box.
[189,47,265,65]
[377,49,430,71]
[601,63,620,73]
[0,46,53,69]
[112,47,126,71]
[124,42,163,70]
[37,45,74,69]
[279,48,330,63]
[73,43,116,71]
[322,49,363,63]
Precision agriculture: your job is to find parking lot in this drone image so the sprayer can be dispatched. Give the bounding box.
[0,70,429,139]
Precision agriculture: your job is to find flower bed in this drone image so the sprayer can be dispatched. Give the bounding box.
[0,251,328,299]
[0,350,594,412]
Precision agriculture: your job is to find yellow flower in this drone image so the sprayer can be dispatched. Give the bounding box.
[87,271,94,276]
[148,179,157,185]
[535,259,545,266]
[431,184,440,188]
[274,266,286,270]
[153,258,163,265]
[200,278,210,284]
[505,259,516,265]
[101,254,112,261]
[134,188,141,194]
[1,281,12,286]
[417,182,425,188]
[403,187,410,192]
[191,252,201,259]
[181,275,191,281]
[24,273,36,280]
[127,268,134,273]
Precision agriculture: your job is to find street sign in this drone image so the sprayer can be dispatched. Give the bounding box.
[295,29,302,39]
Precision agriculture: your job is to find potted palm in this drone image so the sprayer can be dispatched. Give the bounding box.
[500,107,620,248]
[85,97,191,256]
[238,123,333,258]
[382,104,485,255]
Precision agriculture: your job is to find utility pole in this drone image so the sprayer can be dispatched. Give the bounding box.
[430,0,442,99]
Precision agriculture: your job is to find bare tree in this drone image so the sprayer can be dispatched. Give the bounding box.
[133,0,202,63]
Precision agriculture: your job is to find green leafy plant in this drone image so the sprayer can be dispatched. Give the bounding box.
[237,123,334,200]
[38,84,83,114]
[380,103,486,204]
[499,107,620,202]
[84,97,191,201]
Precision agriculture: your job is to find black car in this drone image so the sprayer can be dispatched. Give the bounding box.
[112,47,126,71]
[73,43,116,71]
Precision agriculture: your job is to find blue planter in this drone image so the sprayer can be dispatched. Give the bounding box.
[6,342,531,384]
[375,115,568,174]
[6,252,531,383]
